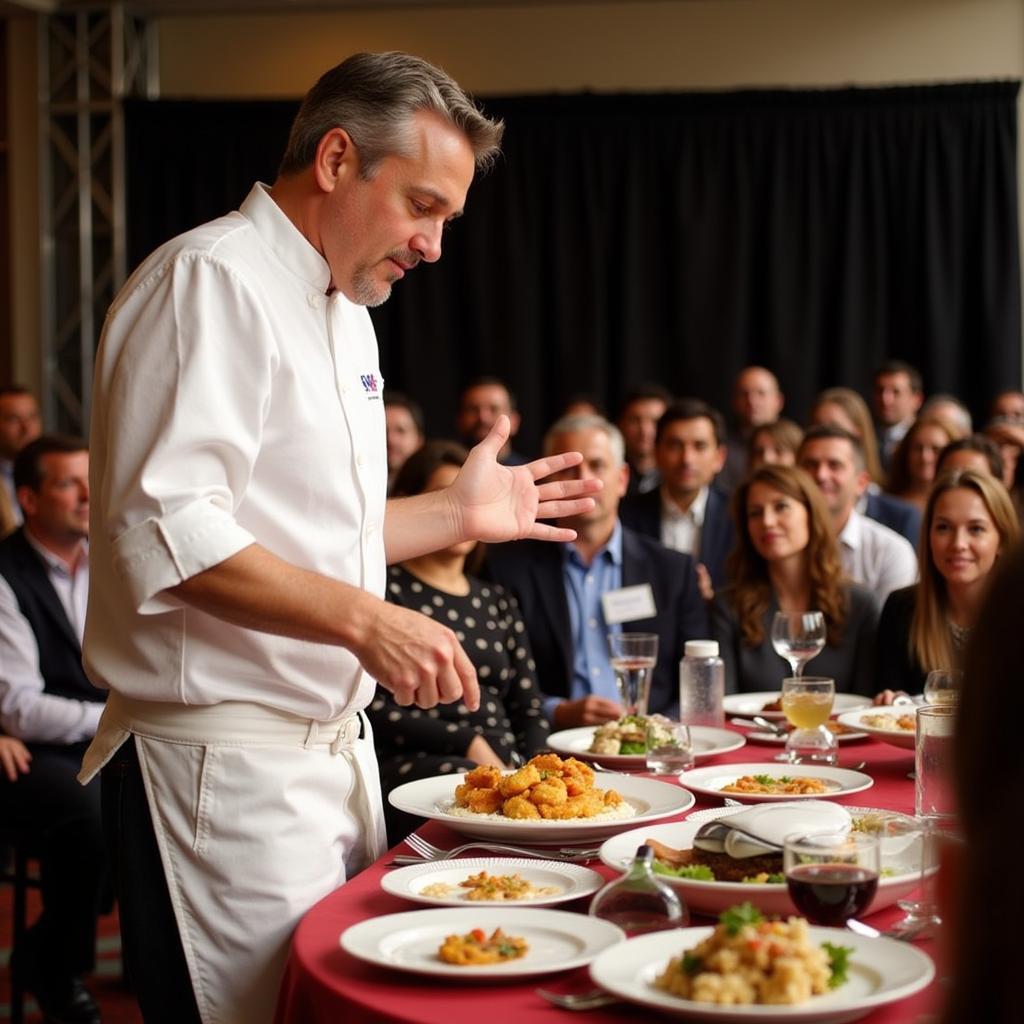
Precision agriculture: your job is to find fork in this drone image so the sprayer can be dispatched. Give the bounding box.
[536,987,619,1010]
[399,832,599,862]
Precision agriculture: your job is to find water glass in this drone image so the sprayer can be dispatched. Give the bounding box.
[915,704,957,821]
[771,610,826,677]
[923,669,962,706]
[608,632,658,716]
[644,717,695,775]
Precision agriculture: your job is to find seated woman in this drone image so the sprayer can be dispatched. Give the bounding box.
[367,440,550,843]
[875,468,1018,700]
[748,418,803,471]
[710,465,879,696]
[936,434,1004,479]
[886,416,964,511]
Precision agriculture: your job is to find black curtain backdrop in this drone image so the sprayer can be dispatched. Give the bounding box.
[125,81,1021,456]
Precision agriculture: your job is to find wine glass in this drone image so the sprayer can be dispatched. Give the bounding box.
[923,669,962,705]
[784,831,880,926]
[771,611,826,678]
[779,676,837,764]
[607,633,658,716]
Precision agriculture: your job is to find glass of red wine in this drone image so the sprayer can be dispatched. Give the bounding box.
[784,831,880,927]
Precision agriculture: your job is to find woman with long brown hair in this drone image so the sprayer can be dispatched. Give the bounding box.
[886,416,965,511]
[710,465,879,695]
[875,468,1018,699]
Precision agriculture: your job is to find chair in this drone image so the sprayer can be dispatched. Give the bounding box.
[0,826,40,1024]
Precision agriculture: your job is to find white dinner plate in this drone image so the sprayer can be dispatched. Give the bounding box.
[724,692,872,721]
[340,907,625,979]
[589,926,934,1022]
[676,763,874,803]
[387,772,695,842]
[546,725,747,767]
[380,857,605,908]
[598,808,924,917]
[836,710,917,750]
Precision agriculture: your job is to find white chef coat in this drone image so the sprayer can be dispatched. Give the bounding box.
[84,182,387,722]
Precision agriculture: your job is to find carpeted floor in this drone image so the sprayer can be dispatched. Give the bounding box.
[0,884,142,1022]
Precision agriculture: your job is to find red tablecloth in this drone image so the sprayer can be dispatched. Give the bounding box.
[275,734,944,1024]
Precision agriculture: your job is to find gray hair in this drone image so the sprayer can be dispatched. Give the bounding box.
[278,51,504,178]
[544,414,625,467]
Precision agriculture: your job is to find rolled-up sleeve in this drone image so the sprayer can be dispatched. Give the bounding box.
[95,250,271,613]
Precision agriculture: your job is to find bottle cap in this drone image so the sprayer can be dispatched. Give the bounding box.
[684,640,719,658]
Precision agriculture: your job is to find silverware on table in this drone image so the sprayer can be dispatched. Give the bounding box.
[535,987,619,1010]
[389,832,601,865]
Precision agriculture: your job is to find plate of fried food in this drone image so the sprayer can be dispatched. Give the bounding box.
[836,709,917,749]
[588,903,934,1022]
[387,753,695,842]
[675,763,873,803]
[723,692,871,722]
[598,805,924,917]
[547,718,746,767]
[340,907,625,979]
[381,857,606,908]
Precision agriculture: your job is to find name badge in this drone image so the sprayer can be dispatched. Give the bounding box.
[601,584,657,625]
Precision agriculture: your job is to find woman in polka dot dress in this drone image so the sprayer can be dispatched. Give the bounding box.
[368,440,550,843]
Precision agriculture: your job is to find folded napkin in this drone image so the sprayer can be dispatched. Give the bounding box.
[694,801,852,859]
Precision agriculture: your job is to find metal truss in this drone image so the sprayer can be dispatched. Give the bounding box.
[38,3,157,434]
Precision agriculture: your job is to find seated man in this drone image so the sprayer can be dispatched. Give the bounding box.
[718,365,785,494]
[486,414,708,728]
[616,384,672,496]
[0,435,105,1024]
[798,424,918,604]
[456,376,528,465]
[619,398,735,595]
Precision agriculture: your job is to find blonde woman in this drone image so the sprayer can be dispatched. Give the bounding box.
[874,469,1018,699]
[710,465,879,695]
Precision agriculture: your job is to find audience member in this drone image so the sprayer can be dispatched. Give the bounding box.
[0,434,106,1024]
[983,414,1024,494]
[874,469,1018,699]
[989,388,1024,424]
[936,434,1003,479]
[0,386,42,527]
[886,415,965,511]
[383,391,425,492]
[457,376,528,464]
[620,398,735,594]
[710,464,879,695]
[748,418,803,471]
[719,366,785,492]
[616,384,672,496]
[367,441,549,843]
[941,538,1024,1024]
[798,425,917,604]
[561,393,605,418]
[920,393,972,436]
[486,414,708,727]
[810,388,921,546]
[0,732,30,781]
[872,360,924,470]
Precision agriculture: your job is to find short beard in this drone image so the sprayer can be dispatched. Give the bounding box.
[351,267,392,308]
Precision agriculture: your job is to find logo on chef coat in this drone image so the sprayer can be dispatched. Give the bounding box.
[360,373,380,396]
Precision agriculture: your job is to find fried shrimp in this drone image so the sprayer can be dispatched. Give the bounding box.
[498,764,541,797]
[464,765,503,789]
[528,777,568,807]
[502,795,541,819]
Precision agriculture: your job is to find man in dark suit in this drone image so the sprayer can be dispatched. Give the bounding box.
[486,414,708,728]
[862,489,922,549]
[0,435,105,1024]
[620,398,735,598]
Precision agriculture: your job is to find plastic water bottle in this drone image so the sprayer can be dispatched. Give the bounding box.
[679,639,725,727]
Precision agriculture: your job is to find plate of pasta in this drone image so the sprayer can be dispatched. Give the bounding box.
[675,763,873,803]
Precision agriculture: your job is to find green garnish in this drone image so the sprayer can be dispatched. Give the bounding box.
[823,942,853,988]
[682,952,703,976]
[741,872,785,884]
[622,714,647,726]
[719,902,763,935]
[653,861,715,880]
[498,941,519,957]
[752,774,775,785]
[619,741,647,755]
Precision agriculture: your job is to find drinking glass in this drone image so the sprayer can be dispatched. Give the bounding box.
[784,831,880,926]
[644,717,694,775]
[779,676,837,764]
[771,611,826,677]
[923,669,962,706]
[608,632,658,716]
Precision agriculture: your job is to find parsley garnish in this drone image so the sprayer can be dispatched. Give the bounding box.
[752,774,775,785]
[823,942,853,988]
[719,902,763,935]
[653,861,715,880]
[682,952,703,976]
[619,741,647,755]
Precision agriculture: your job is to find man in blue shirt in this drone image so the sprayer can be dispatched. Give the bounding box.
[486,414,709,728]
